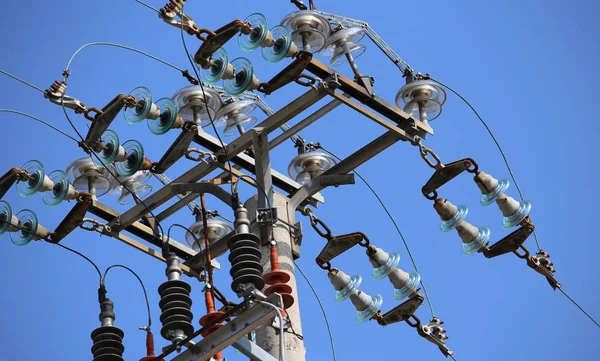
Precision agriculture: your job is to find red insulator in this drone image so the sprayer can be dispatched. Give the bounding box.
[263,245,295,310]
[199,291,225,360]
[139,332,164,361]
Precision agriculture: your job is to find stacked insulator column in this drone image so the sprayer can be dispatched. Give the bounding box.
[199,291,225,360]
[158,253,194,346]
[90,287,125,361]
[263,241,295,310]
[228,206,264,293]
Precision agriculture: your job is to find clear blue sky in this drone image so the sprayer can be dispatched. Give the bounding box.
[1,0,598,360]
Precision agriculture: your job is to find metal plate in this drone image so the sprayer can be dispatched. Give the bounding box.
[316,232,365,266]
[421,158,475,197]
[377,294,424,326]
[484,223,534,259]
[49,199,91,243]
[0,168,19,199]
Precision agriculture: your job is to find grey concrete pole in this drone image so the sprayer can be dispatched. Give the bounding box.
[244,192,305,361]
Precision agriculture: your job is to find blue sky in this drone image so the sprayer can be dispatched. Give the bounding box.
[1,0,599,360]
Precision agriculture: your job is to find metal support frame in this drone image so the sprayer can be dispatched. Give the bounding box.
[89,200,196,261]
[252,128,275,244]
[0,168,21,199]
[232,336,278,361]
[268,97,343,149]
[171,293,283,361]
[170,182,236,209]
[152,123,198,174]
[305,57,432,135]
[288,174,355,215]
[194,131,324,205]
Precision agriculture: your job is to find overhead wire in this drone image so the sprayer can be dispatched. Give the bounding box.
[428,77,542,251]
[558,287,600,328]
[55,242,103,283]
[4,219,103,288]
[0,69,45,93]
[317,145,436,318]
[134,0,159,12]
[0,109,79,142]
[103,264,152,330]
[63,42,187,82]
[294,261,337,361]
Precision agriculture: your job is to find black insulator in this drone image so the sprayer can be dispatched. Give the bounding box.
[227,232,264,292]
[158,279,194,341]
[90,326,125,361]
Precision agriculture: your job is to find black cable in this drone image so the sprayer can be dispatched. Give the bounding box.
[318,145,436,319]
[166,223,209,281]
[0,69,45,93]
[294,261,336,361]
[54,243,103,284]
[0,109,79,142]
[103,264,152,330]
[232,174,273,210]
[429,77,542,251]
[178,4,237,200]
[558,287,600,328]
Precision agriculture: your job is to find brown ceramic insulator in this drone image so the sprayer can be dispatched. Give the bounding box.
[263,246,295,309]
[265,283,295,309]
[140,157,153,171]
[199,292,224,360]
[139,332,164,361]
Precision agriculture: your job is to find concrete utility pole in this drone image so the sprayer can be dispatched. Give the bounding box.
[245,192,305,361]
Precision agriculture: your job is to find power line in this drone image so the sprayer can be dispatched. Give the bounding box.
[54,242,103,283]
[103,264,153,330]
[429,77,542,251]
[0,109,79,142]
[558,287,600,328]
[0,69,45,93]
[134,0,159,12]
[62,42,187,83]
[318,145,436,319]
[294,261,337,361]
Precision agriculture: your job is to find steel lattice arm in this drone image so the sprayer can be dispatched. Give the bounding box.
[314,10,413,75]
[153,173,200,212]
[213,85,303,143]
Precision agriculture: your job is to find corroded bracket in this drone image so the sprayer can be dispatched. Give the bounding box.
[85,94,129,146]
[0,168,22,199]
[194,19,249,67]
[315,232,368,269]
[421,158,477,199]
[48,193,92,243]
[375,293,424,326]
[152,122,198,174]
[483,221,535,258]
[258,51,313,95]
[483,220,560,289]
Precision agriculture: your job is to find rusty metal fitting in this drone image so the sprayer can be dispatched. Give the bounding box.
[184,148,215,163]
[417,142,444,170]
[44,80,86,112]
[80,218,111,234]
[159,1,201,36]
[83,107,103,122]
